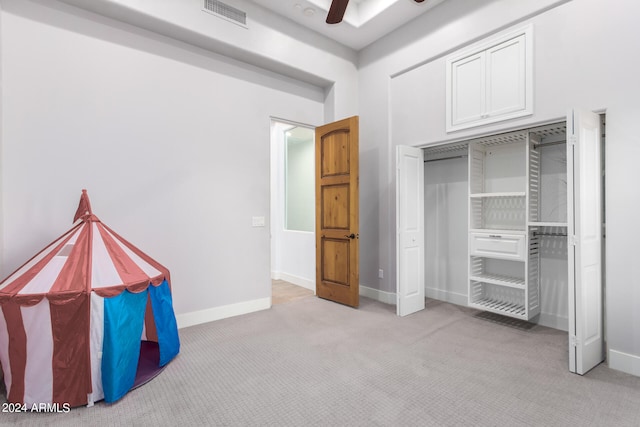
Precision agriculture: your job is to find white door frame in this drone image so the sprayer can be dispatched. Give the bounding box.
[269,118,316,292]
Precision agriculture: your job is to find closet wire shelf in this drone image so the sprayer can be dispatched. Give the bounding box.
[469,272,525,288]
[470,192,526,198]
[469,278,529,319]
[470,298,527,317]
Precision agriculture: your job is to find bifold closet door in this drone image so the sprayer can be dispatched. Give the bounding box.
[396,146,425,316]
[567,109,604,375]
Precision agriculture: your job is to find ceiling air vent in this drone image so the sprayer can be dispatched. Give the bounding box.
[203,0,247,27]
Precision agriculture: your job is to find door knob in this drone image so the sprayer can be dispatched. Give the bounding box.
[344,233,358,239]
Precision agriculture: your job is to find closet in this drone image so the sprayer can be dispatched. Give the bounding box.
[396,110,604,375]
[467,125,567,320]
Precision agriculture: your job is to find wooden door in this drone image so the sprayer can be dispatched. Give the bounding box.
[396,145,425,316]
[567,109,604,375]
[315,116,359,307]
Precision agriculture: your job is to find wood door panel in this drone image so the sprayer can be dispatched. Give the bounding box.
[321,184,350,230]
[321,239,350,285]
[321,130,350,177]
[316,280,353,303]
[316,116,359,308]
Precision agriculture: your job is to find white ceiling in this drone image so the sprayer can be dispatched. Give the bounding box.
[249,0,447,50]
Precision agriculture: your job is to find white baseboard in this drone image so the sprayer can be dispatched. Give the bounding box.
[537,312,568,331]
[360,285,396,305]
[425,287,467,306]
[272,271,315,292]
[609,349,640,377]
[176,297,271,329]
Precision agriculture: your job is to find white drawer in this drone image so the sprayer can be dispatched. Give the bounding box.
[469,232,526,261]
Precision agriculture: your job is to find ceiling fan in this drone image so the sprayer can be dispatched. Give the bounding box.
[326,0,426,24]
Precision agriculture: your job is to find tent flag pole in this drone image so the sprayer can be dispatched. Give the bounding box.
[73,189,93,223]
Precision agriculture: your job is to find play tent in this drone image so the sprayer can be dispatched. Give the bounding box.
[0,190,180,407]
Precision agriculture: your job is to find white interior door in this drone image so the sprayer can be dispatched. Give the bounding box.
[567,109,604,374]
[396,146,425,316]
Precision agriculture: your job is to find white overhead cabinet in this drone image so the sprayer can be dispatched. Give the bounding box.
[446,25,533,132]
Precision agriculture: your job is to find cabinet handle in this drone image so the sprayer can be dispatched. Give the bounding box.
[488,235,502,238]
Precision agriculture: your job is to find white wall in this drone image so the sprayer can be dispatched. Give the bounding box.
[0,0,325,324]
[360,0,640,375]
[423,157,468,306]
[56,0,359,122]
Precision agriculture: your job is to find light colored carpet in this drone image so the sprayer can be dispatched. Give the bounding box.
[2,296,640,426]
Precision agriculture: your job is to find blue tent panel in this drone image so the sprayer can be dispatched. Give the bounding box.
[102,289,147,403]
[149,279,180,366]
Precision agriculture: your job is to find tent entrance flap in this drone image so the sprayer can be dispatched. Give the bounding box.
[101,280,180,403]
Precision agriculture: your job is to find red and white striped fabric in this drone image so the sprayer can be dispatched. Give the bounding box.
[0,190,175,407]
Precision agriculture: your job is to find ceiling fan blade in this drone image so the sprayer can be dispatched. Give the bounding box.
[326,0,349,24]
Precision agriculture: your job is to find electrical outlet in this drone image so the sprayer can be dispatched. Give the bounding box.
[378,269,384,279]
[252,216,265,227]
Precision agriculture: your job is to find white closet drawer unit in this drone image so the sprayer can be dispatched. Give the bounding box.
[469,232,525,261]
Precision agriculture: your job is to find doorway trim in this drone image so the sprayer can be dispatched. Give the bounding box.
[269,117,317,295]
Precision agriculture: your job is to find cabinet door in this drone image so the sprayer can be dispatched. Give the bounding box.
[396,145,425,316]
[450,52,485,127]
[567,109,604,375]
[485,34,526,118]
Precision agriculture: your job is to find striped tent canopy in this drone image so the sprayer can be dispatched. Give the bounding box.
[0,190,180,407]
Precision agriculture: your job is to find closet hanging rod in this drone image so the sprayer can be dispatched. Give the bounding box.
[532,232,568,237]
[424,154,468,163]
[534,140,566,148]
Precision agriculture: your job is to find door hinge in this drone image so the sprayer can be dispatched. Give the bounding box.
[568,135,578,146]
[568,235,578,246]
[570,335,580,347]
